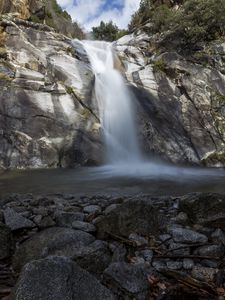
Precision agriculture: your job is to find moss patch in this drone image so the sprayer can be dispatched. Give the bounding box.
[202,151,225,166]
[152,59,166,73]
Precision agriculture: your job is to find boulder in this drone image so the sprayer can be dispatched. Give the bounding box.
[72,240,112,275]
[194,245,225,257]
[13,227,95,272]
[71,221,96,233]
[179,193,225,226]
[83,205,101,215]
[55,212,85,227]
[95,198,167,239]
[170,227,208,244]
[3,208,35,231]
[104,262,151,299]
[12,256,115,300]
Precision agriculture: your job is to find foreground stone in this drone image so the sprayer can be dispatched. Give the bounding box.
[12,256,115,300]
[13,227,95,272]
[169,227,208,244]
[96,197,168,238]
[1,192,225,300]
[3,208,35,231]
[104,262,151,299]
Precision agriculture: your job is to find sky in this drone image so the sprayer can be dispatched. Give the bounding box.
[57,0,141,31]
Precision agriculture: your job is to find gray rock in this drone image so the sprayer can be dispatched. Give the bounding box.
[129,233,148,246]
[183,259,194,270]
[193,224,214,236]
[96,198,167,239]
[159,234,171,243]
[32,207,48,217]
[33,215,42,224]
[3,208,35,231]
[104,262,150,297]
[152,259,167,271]
[83,205,101,215]
[55,212,84,227]
[13,227,95,272]
[12,256,115,300]
[73,240,111,275]
[170,227,208,244]
[191,266,218,282]
[175,212,188,224]
[180,194,225,224]
[0,223,13,259]
[166,260,183,270]
[104,204,119,215]
[168,242,190,255]
[111,243,127,262]
[194,245,225,257]
[0,20,102,170]
[211,229,225,245]
[38,216,56,229]
[135,249,153,264]
[72,221,96,233]
[201,259,219,268]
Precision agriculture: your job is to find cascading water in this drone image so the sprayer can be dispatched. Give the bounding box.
[81,40,142,165]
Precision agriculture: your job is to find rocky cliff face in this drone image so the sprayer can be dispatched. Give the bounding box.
[115,29,225,166]
[0,5,224,169]
[0,16,102,169]
[0,0,30,19]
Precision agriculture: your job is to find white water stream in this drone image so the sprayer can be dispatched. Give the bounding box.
[82,40,142,165]
[72,39,225,181]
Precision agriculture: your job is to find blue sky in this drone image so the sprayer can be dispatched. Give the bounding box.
[57,0,141,30]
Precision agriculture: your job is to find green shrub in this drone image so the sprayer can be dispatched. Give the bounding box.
[152,59,166,72]
[211,91,225,104]
[30,14,42,24]
[50,0,71,20]
[66,86,74,94]
[129,0,225,45]
[92,21,127,42]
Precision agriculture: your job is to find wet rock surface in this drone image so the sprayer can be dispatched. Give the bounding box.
[115,31,225,167]
[0,16,102,170]
[0,192,225,299]
[0,15,225,169]
[12,256,115,300]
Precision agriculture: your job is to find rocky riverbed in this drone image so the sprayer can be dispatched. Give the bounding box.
[1,192,225,299]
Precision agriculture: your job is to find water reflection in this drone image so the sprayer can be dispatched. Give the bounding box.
[0,163,225,197]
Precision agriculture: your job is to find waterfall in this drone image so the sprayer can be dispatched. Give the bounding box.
[81,40,142,165]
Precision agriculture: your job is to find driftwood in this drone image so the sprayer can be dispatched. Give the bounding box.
[107,232,137,247]
[160,269,217,296]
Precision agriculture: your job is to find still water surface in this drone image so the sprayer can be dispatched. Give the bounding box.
[0,162,225,197]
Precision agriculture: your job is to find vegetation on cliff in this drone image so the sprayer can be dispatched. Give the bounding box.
[129,0,225,45]
[92,21,128,42]
[0,0,84,39]
[30,0,85,39]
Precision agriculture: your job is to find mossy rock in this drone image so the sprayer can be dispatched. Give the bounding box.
[152,59,167,73]
[0,72,12,81]
[202,151,225,167]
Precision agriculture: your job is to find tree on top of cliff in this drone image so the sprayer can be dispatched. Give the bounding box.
[129,0,225,45]
[92,21,127,42]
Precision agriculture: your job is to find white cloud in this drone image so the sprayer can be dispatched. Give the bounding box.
[57,0,72,7]
[57,0,141,30]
